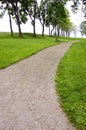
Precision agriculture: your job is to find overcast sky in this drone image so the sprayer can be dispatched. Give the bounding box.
[0,1,85,37]
[66,1,85,37]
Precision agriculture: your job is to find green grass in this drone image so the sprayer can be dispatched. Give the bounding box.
[56,39,86,130]
[0,33,70,69]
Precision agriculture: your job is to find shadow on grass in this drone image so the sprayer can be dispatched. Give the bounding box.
[0,32,50,39]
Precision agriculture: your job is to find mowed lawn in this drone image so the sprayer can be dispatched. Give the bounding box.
[0,33,63,69]
[56,39,86,130]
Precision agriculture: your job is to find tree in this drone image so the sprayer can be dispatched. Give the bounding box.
[80,21,86,37]
[45,0,55,36]
[37,0,46,37]
[44,0,67,36]
[11,0,22,36]
[1,0,28,37]
[1,0,22,36]
[31,0,38,37]
[0,2,5,18]
[0,0,82,37]
[0,0,14,36]
[20,0,38,37]
[5,1,13,36]
[59,9,73,37]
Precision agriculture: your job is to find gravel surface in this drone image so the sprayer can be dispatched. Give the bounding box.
[0,42,76,130]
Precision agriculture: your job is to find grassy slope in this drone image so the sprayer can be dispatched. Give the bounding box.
[56,39,86,130]
[0,33,65,69]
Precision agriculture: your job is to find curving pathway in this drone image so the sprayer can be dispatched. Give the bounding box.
[0,42,76,130]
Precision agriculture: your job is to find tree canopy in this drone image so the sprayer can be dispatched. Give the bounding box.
[80,21,86,36]
[0,0,80,37]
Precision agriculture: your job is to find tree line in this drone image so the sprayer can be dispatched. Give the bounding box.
[0,0,79,37]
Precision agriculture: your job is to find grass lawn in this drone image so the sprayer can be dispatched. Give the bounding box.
[0,33,68,69]
[56,39,86,130]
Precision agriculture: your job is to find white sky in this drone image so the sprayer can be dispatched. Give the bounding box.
[0,1,85,37]
[66,1,85,37]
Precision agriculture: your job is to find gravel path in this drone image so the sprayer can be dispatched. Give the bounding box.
[0,42,76,130]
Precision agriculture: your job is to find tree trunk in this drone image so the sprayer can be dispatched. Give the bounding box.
[66,30,68,37]
[42,24,44,37]
[8,12,13,36]
[16,11,22,37]
[12,2,22,36]
[33,20,36,37]
[51,26,54,36]
[6,2,13,36]
[61,29,62,36]
[49,24,51,36]
[17,18,22,37]
[68,31,70,37]
[39,20,44,37]
[33,1,36,37]
[55,26,57,36]
[57,25,60,37]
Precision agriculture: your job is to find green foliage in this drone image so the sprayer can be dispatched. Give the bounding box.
[59,8,73,37]
[0,2,5,18]
[46,0,67,26]
[80,21,86,36]
[56,39,86,130]
[0,0,82,37]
